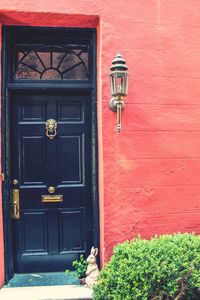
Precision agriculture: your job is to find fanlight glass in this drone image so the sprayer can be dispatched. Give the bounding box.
[14,44,89,81]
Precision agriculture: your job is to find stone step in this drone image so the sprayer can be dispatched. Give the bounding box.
[0,285,93,300]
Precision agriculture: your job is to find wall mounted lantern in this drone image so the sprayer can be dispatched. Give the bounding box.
[109,53,128,132]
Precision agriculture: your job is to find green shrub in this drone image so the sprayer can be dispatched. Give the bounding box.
[69,254,88,279]
[93,233,200,300]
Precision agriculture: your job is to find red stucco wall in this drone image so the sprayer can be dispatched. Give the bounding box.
[1,0,200,285]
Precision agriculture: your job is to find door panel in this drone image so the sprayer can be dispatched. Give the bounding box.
[58,135,84,184]
[11,92,92,272]
[59,209,86,252]
[21,136,46,184]
[22,211,48,254]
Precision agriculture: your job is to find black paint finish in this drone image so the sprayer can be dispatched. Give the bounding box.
[11,92,92,272]
[2,26,98,280]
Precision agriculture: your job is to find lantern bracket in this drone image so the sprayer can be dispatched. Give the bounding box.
[109,97,125,112]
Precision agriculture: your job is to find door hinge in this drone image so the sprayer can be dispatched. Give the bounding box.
[1,173,5,182]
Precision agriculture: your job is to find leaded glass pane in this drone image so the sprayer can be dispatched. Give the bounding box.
[14,44,89,81]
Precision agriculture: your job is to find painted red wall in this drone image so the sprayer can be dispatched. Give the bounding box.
[1,0,200,284]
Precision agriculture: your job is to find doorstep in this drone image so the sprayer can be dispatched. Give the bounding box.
[0,285,93,300]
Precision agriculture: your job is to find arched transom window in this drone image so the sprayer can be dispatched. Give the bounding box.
[14,44,89,81]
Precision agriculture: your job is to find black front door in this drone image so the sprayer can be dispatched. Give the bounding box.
[11,91,93,272]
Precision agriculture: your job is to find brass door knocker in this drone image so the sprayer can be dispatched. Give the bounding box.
[46,119,57,140]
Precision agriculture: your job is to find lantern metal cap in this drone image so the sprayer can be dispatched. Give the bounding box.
[110,53,128,72]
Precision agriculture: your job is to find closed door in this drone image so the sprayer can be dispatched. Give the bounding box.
[11,91,93,272]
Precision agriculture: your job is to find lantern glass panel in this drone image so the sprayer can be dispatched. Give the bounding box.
[121,72,128,95]
[110,73,115,95]
[110,70,128,97]
[116,75,123,94]
[115,72,127,96]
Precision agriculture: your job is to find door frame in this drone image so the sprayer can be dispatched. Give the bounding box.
[1,26,99,283]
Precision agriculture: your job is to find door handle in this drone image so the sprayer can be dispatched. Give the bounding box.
[48,186,55,194]
[13,179,19,185]
[12,189,20,219]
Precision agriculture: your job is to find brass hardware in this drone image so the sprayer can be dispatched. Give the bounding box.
[109,96,124,132]
[46,119,57,140]
[1,173,5,182]
[48,186,55,194]
[12,189,20,219]
[13,179,19,185]
[42,195,63,203]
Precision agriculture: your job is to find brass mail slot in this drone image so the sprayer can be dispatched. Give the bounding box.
[42,195,63,203]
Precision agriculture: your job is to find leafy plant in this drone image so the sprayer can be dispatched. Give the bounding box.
[93,233,200,300]
[66,254,88,279]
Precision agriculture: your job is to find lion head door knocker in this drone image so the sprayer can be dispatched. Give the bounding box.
[46,119,57,140]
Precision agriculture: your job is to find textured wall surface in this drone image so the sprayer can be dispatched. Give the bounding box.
[1,0,200,285]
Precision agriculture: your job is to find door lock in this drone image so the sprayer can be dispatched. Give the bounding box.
[12,189,20,219]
